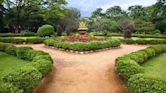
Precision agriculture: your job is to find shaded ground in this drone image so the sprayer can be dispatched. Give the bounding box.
[143,53,166,80]
[17,44,147,93]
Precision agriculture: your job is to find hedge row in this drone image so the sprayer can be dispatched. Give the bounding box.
[92,32,166,39]
[122,39,166,45]
[0,32,37,37]
[44,38,121,51]
[115,45,166,93]
[0,43,53,93]
[0,37,45,44]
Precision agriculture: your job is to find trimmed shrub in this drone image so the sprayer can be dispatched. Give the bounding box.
[0,81,23,93]
[2,66,42,93]
[5,44,17,56]
[37,24,55,37]
[45,38,121,51]
[16,47,33,60]
[115,58,144,79]
[30,59,53,77]
[26,37,45,44]
[115,45,166,93]
[128,74,166,93]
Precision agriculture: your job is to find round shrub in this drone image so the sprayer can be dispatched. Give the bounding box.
[2,66,42,93]
[37,24,55,37]
[0,81,23,93]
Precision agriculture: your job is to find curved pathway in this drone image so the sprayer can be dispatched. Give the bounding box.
[16,44,147,93]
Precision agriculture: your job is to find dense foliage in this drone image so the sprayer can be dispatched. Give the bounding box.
[44,38,121,51]
[0,43,53,93]
[115,45,166,93]
[37,24,55,37]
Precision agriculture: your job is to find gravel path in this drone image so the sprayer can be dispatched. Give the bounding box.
[17,44,147,93]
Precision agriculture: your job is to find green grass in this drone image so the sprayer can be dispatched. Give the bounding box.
[142,53,166,80]
[0,52,30,77]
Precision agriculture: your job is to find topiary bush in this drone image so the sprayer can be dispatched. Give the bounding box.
[37,24,55,37]
[115,45,166,93]
[16,47,33,60]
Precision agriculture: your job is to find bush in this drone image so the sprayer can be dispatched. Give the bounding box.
[26,37,45,44]
[115,45,166,93]
[115,58,144,79]
[0,43,53,93]
[5,44,17,56]
[37,24,55,37]
[0,81,23,93]
[30,59,53,77]
[16,47,33,60]
[2,66,42,93]
[128,74,166,93]
[122,39,166,45]
[45,38,121,51]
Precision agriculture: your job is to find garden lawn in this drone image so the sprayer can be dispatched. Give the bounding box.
[142,53,166,80]
[0,52,29,78]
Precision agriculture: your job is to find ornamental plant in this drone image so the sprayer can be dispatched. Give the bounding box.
[79,21,87,28]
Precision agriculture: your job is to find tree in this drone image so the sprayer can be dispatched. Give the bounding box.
[91,8,104,18]
[106,6,126,18]
[128,5,146,20]
[2,0,67,33]
[0,0,5,32]
[58,8,81,35]
[118,18,135,38]
[152,2,166,32]
[134,19,156,34]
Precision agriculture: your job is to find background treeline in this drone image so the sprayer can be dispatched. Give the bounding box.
[86,1,166,34]
[0,0,166,35]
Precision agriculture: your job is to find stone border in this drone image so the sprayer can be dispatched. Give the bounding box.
[45,46,121,54]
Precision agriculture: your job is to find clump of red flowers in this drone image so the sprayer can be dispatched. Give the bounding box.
[61,34,106,42]
[61,34,88,42]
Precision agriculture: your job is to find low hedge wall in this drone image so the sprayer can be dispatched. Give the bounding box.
[0,37,45,44]
[115,45,166,93]
[44,38,121,51]
[0,33,37,37]
[92,32,166,39]
[122,39,166,45]
[0,42,53,93]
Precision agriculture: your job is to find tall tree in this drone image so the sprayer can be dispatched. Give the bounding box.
[128,5,146,20]
[106,6,126,18]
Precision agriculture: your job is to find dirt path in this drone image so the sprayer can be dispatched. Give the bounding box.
[17,44,147,93]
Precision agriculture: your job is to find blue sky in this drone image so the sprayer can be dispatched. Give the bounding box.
[67,0,157,17]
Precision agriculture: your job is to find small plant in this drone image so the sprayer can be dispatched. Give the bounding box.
[79,21,87,28]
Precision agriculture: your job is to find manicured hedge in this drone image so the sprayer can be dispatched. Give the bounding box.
[92,32,166,39]
[44,38,121,51]
[0,33,37,37]
[0,37,45,44]
[0,42,53,93]
[115,45,166,93]
[122,39,166,45]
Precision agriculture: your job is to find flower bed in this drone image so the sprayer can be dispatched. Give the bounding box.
[0,42,53,93]
[115,45,166,93]
[44,38,121,52]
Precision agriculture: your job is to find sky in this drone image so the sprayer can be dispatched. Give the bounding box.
[67,0,157,17]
